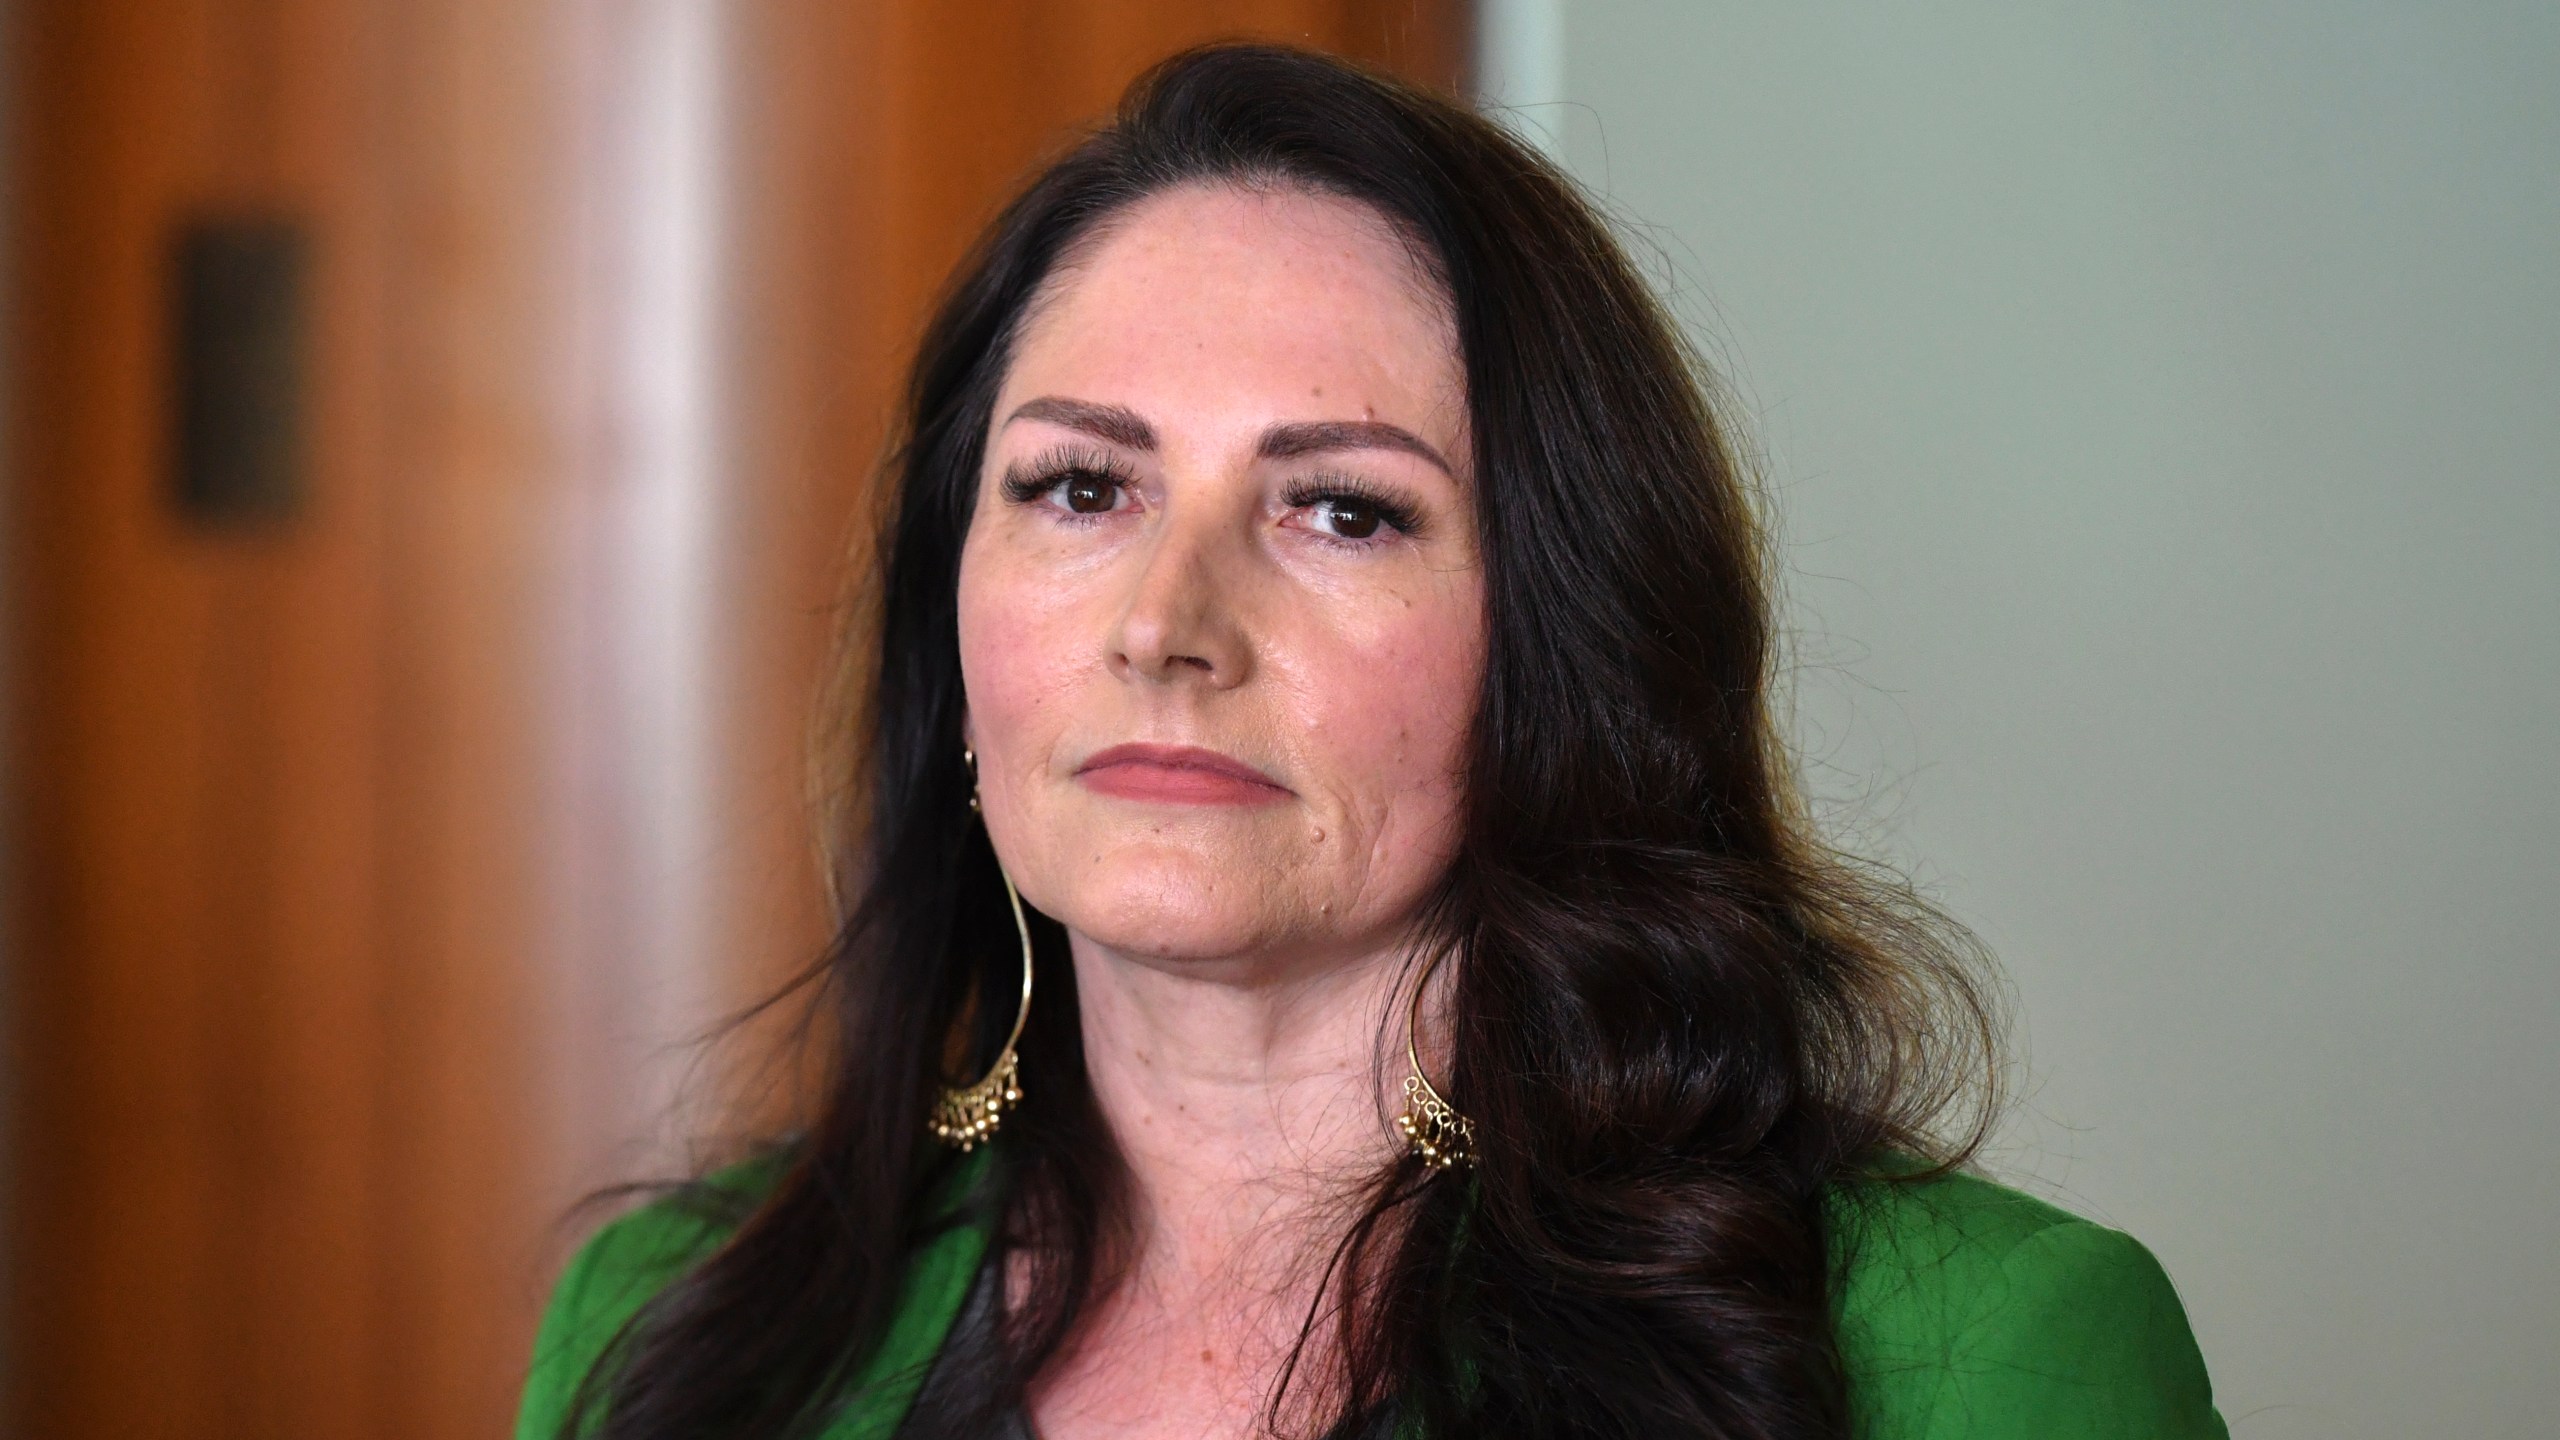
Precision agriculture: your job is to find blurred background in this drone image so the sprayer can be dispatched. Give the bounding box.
[2,1,2549,1437]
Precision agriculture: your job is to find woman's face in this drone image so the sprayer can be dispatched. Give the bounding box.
[957,184,1482,978]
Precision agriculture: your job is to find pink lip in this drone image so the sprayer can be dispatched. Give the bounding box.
[1074,743,1292,806]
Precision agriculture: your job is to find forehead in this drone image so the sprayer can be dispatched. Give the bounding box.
[999,184,1465,452]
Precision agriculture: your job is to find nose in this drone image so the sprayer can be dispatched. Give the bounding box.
[1106,512,1253,690]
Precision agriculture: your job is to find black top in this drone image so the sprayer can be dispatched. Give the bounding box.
[898,1247,1397,1440]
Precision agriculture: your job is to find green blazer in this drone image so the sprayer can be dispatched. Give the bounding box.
[516,1150,2228,1440]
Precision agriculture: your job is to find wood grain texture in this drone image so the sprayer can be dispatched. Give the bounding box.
[10,0,572,1433]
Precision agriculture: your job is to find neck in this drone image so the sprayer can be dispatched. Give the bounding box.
[1067,933,1422,1280]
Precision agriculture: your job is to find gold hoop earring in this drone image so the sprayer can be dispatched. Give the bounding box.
[1395,949,1476,1171]
[931,746,1033,1150]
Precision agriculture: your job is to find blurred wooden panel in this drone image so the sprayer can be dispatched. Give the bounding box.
[6,2,1465,1437]
[9,3,394,1435]
[8,0,586,1435]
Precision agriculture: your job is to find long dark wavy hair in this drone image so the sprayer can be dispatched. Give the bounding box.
[563,42,2000,1440]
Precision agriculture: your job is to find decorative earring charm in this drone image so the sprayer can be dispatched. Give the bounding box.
[1398,1070,1476,1171]
[932,745,1033,1151]
[1395,953,1476,1170]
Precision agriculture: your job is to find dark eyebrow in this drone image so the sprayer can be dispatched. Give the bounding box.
[1258,419,1453,477]
[1004,397,1157,451]
[1003,399,1454,477]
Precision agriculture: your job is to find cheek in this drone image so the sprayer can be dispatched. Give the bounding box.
[1294,584,1484,814]
[956,540,1079,765]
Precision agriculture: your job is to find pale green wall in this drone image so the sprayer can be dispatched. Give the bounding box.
[1487,3,2560,1435]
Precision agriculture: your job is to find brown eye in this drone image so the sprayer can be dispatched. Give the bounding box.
[1062,472,1118,514]
[1316,497,1381,539]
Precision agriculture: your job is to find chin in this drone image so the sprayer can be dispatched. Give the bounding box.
[1042,847,1279,962]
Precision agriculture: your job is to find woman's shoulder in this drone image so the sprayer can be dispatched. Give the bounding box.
[515,1147,1000,1440]
[515,1153,788,1440]
[1825,1159,2229,1440]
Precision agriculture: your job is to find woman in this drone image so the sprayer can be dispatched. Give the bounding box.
[518,44,2226,1440]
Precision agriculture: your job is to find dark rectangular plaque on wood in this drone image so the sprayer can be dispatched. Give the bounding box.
[171,217,309,527]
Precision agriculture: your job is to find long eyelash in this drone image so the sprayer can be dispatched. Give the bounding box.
[1282,473,1426,538]
[999,444,1134,506]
